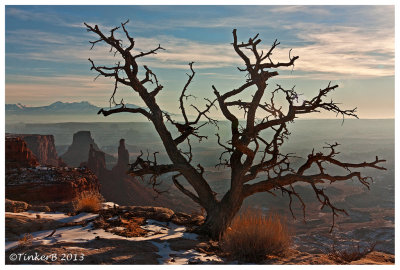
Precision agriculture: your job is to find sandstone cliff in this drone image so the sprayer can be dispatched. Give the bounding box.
[5,136,39,168]
[81,144,107,176]
[61,131,116,167]
[83,138,196,212]
[113,139,130,173]
[6,134,64,167]
[5,133,100,204]
[18,134,64,166]
[6,167,99,203]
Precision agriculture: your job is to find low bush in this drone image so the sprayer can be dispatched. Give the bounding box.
[327,240,376,263]
[220,209,291,262]
[73,191,104,212]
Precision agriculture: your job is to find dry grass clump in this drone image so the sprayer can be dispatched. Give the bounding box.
[327,241,376,263]
[18,233,34,246]
[73,191,104,212]
[221,209,292,262]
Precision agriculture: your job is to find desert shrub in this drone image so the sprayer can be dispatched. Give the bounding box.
[220,209,292,262]
[327,240,376,263]
[73,191,104,212]
[18,233,34,246]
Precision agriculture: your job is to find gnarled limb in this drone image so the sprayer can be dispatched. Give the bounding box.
[98,106,152,120]
[87,22,387,239]
[164,63,218,145]
[86,21,218,211]
[172,173,201,204]
[242,149,386,231]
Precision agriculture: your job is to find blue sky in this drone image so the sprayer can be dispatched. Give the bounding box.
[5,5,394,119]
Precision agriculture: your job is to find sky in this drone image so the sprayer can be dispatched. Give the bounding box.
[4,5,395,119]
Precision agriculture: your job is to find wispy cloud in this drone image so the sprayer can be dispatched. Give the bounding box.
[5,5,394,87]
[6,23,394,79]
[6,7,72,27]
[4,6,394,119]
[289,26,394,77]
[7,31,241,69]
[268,5,332,15]
[6,29,85,45]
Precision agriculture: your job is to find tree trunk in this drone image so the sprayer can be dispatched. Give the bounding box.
[194,192,244,240]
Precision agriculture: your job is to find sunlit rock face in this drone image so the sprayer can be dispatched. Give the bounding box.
[61,131,116,168]
[5,133,100,204]
[6,133,65,167]
[18,134,64,166]
[5,136,39,168]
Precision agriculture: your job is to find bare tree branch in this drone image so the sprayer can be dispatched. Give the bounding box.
[172,173,201,204]
[87,22,387,239]
[98,106,152,120]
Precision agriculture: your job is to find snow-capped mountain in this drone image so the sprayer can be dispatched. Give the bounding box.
[5,101,144,115]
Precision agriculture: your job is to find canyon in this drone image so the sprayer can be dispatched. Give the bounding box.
[5,134,99,204]
[5,131,194,213]
[81,137,197,213]
[61,131,116,168]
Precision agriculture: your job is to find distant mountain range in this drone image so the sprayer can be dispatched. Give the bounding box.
[5,101,145,115]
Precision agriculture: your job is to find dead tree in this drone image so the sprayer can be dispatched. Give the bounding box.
[85,21,386,239]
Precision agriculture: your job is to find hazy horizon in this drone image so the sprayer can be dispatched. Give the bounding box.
[5,5,395,120]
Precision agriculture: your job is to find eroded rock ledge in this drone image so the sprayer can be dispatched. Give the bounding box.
[6,167,99,203]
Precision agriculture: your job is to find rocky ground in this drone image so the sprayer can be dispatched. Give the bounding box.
[4,200,394,265]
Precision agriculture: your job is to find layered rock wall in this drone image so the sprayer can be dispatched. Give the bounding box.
[83,138,196,212]
[61,131,116,167]
[19,134,62,166]
[5,136,39,168]
[6,133,99,204]
[6,134,64,167]
[6,167,99,203]
[84,144,107,176]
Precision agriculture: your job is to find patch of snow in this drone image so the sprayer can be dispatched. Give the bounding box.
[35,166,49,170]
[6,223,115,251]
[5,216,222,264]
[181,232,198,241]
[101,202,119,209]
[111,227,126,231]
[6,218,198,251]
[140,219,198,241]
[58,212,99,223]
[151,241,223,265]
[6,211,98,223]
[63,246,96,250]
[141,224,168,234]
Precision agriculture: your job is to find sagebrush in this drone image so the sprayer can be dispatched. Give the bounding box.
[74,191,104,212]
[221,209,291,262]
[327,241,376,263]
